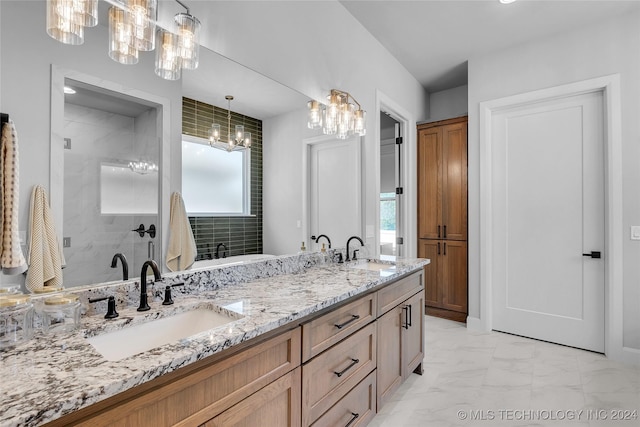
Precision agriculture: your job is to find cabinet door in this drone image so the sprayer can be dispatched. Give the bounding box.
[417,127,442,239]
[418,239,441,308]
[402,292,424,378]
[376,306,402,410]
[441,122,467,241]
[202,367,301,427]
[442,241,468,313]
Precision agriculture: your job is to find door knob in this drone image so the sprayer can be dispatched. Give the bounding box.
[582,251,601,259]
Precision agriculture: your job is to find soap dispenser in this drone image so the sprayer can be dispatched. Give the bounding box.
[299,241,306,254]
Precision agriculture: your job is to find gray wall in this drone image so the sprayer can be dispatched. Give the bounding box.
[468,10,640,350]
[428,85,468,122]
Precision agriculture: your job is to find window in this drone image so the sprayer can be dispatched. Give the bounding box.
[380,192,396,256]
[181,134,250,216]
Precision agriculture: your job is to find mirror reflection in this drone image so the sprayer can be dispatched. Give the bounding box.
[62,80,160,287]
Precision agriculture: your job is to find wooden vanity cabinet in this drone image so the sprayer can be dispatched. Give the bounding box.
[375,272,424,409]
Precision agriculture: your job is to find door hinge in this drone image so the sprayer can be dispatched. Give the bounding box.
[396,237,404,245]
[395,136,403,145]
[395,187,403,195]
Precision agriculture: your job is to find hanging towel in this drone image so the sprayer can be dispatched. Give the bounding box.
[0,119,27,274]
[25,185,65,292]
[166,192,197,271]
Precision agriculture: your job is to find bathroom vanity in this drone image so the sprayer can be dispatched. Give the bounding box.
[0,254,428,427]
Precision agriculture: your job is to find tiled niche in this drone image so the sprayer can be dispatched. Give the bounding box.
[182,97,263,259]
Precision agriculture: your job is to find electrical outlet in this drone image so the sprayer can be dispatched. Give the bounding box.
[631,226,640,241]
[63,237,71,248]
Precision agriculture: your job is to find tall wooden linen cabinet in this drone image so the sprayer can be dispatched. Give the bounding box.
[417,116,468,323]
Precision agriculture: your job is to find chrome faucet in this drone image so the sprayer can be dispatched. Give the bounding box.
[110,253,128,281]
[345,236,364,262]
[138,259,161,312]
[315,234,332,249]
[215,243,228,259]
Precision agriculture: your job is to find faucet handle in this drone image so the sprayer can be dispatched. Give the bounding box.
[162,283,184,306]
[88,296,119,319]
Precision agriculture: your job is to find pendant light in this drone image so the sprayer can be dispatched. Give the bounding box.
[208,96,252,152]
[128,0,157,51]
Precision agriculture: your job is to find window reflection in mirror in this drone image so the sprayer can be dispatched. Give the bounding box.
[181,135,250,216]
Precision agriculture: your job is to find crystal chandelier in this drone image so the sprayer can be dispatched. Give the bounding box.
[128,160,158,174]
[208,96,252,152]
[46,0,201,81]
[307,89,366,139]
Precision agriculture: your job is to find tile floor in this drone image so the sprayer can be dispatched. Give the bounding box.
[370,316,640,427]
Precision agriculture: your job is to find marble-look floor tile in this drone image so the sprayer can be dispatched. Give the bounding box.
[371,316,640,427]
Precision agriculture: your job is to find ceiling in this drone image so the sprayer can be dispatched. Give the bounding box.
[340,0,639,93]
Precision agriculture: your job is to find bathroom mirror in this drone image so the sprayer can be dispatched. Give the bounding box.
[0,0,310,288]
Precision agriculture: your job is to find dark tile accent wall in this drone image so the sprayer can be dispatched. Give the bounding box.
[183,97,262,259]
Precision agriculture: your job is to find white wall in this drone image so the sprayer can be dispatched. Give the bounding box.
[428,85,468,122]
[0,1,181,285]
[190,1,429,254]
[468,10,640,350]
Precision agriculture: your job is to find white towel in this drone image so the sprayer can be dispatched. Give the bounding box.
[0,119,27,274]
[25,185,65,292]
[166,192,197,271]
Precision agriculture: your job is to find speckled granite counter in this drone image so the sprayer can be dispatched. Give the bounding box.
[0,254,428,427]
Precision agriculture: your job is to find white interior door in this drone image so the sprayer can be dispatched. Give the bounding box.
[491,90,605,352]
[306,135,362,251]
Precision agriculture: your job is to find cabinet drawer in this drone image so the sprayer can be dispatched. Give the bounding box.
[310,370,376,427]
[377,271,423,315]
[302,293,376,361]
[302,322,376,426]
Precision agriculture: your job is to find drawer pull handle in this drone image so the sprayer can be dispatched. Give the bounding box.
[334,358,359,377]
[335,314,360,329]
[345,412,360,427]
[437,225,441,238]
[402,305,410,329]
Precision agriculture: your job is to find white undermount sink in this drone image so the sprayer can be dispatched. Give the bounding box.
[86,308,242,361]
[349,261,397,271]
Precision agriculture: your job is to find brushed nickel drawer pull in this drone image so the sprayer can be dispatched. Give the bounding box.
[335,314,360,329]
[345,412,360,427]
[334,358,359,377]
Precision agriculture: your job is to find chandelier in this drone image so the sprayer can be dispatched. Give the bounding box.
[208,96,252,152]
[128,160,158,174]
[46,0,201,81]
[307,89,366,139]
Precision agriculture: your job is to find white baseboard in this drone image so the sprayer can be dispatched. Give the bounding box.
[466,316,487,332]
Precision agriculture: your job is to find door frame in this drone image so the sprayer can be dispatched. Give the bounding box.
[301,134,364,250]
[374,90,416,258]
[478,74,627,362]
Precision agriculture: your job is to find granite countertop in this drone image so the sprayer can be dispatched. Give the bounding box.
[0,255,428,427]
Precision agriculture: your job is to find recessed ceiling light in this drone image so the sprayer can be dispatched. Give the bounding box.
[64,86,77,94]
[500,0,517,3]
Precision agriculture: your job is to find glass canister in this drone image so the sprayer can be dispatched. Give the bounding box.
[0,294,34,350]
[41,294,81,334]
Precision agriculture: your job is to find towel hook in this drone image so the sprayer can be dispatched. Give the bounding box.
[145,224,156,239]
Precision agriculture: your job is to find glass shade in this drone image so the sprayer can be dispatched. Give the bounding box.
[235,125,245,144]
[128,0,156,51]
[73,0,98,27]
[155,29,181,80]
[354,109,366,136]
[208,124,221,144]
[174,13,201,70]
[108,6,139,65]
[307,100,323,129]
[243,132,252,148]
[46,0,85,45]
[336,102,354,140]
